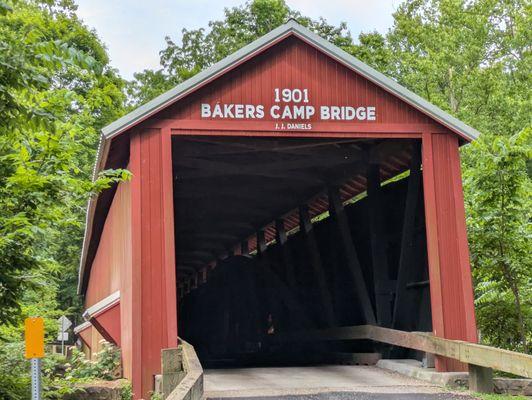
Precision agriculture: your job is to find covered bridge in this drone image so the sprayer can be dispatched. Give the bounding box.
[76,20,479,399]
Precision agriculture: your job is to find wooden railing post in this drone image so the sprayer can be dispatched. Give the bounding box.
[164,340,204,400]
[468,364,493,393]
[161,348,184,398]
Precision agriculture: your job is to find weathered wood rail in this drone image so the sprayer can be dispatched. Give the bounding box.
[272,325,532,392]
[159,326,531,397]
[161,340,203,400]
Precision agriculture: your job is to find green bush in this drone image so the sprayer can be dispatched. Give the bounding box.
[66,342,122,381]
[121,382,132,400]
[0,340,123,399]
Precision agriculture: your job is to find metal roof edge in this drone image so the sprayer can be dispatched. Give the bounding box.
[101,20,301,140]
[82,291,121,321]
[73,320,92,334]
[288,23,480,141]
[77,133,109,295]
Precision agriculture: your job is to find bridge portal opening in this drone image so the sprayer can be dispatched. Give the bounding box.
[173,136,431,368]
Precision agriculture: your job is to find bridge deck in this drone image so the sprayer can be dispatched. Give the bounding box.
[204,365,473,399]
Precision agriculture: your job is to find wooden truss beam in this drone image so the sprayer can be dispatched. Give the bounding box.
[275,218,297,290]
[328,187,376,325]
[299,205,336,327]
[367,163,393,327]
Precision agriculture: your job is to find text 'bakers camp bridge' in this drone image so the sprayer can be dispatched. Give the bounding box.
[73,20,530,400]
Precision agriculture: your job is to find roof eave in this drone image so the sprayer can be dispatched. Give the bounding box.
[101,19,480,142]
[77,134,111,295]
[101,20,303,140]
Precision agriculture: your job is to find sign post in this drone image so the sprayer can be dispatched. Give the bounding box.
[25,317,44,400]
[57,316,72,356]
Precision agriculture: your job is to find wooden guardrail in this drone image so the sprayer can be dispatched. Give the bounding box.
[161,340,203,400]
[272,325,532,392]
[158,327,530,396]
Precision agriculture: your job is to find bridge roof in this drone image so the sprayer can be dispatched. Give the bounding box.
[101,19,479,143]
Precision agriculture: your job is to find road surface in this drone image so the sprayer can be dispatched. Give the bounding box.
[204,365,477,399]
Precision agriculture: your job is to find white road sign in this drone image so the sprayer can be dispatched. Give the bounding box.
[57,316,72,332]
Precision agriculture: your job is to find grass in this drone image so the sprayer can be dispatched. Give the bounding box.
[474,394,528,400]
[449,385,529,400]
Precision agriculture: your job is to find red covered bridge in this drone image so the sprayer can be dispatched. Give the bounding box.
[76,20,480,399]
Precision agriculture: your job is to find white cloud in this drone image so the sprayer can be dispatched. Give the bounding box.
[75,0,398,79]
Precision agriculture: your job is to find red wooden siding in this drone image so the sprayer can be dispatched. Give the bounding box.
[85,180,131,307]
[77,325,94,359]
[422,132,477,371]
[129,127,178,399]
[84,180,131,362]
[90,303,121,346]
[153,36,437,133]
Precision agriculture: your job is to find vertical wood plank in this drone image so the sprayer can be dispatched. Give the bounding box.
[129,128,179,399]
[129,130,143,396]
[469,364,493,393]
[450,142,478,343]
[162,128,178,346]
[422,132,477,372]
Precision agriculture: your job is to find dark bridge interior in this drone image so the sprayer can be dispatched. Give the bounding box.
[172,136,432,367]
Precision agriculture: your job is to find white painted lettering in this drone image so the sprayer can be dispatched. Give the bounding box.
[245,104,255,118]
[320,106,330,120]
[270,105,281,119]
[256,105,265,118]
[356,107,366,120]
[234,104,244,118]
[201,103,211,118]
[367,106,376,121]
[223,104,234,118]
[212,104,223,118]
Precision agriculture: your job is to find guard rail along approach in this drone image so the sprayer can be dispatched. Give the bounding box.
[161,339,203,400]
[160,326,532,397]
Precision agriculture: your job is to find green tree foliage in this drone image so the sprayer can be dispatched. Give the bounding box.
[382,0,531,352]
[0,0,127,328]
[127,0,357,106]
[0,0,129,396]
[385,0,530,137]
[465,128,531,352]
[0,341,123,399]
[0,1,529,394]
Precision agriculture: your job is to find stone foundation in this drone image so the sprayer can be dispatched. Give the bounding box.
[62,379,130,400]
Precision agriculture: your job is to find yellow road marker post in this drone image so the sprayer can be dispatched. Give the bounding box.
[25,317,44,400]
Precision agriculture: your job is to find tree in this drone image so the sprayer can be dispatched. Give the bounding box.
[385,0,530,137]
[127,0,358,107]
[1,2,129,396]
[0,0,127,327]
[381,0,531,352]
[464,128,531,352]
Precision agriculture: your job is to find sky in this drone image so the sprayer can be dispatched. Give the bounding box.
[75,0,399,80]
